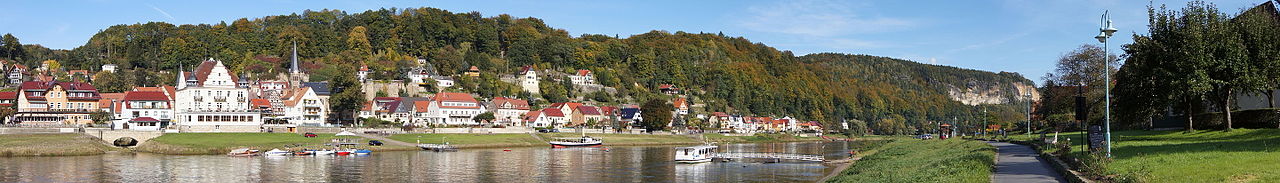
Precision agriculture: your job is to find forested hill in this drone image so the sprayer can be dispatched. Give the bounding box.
[12,7,1034,134]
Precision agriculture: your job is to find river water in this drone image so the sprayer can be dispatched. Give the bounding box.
[0,141,878,183]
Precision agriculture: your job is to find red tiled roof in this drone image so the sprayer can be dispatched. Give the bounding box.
[576,106,602,116]
[492,97,529,110]
[541,108,565,117]
[124,91,169,101]
[576,69,591,76]
[673,98,687,109]
[414,101,431,112]
[129,117,160,122]
[520,65,535,74]
[0,91,16,100]
[434,93,479,109]
[712,112,729,117]
[361,101,373,111]
[599,106,617,116]
[250,98,271,108]
[20,81,98,91]
[193,59,239,86]
[468,66,479,71]
[359,65,369,71]
[659,84,675,89]
[523,111,542,122]
[549,102,583,110]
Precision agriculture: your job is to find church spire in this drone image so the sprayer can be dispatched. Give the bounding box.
[176,64,187,89]
[290,41,300,74]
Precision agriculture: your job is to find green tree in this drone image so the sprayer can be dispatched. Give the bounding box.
[330,64,366,125]
[1,33,25,60]
[347,26,373,57]
[473,112,495,124]
[640,99,673,132]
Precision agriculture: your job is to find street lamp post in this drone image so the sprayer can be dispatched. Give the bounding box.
[1026,93,1032,138]
[1094,10,1118,158]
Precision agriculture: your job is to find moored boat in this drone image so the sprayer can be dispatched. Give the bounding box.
[549,136,603,148]
[264,149,290,156]
[674,145,718,163]
[227,148,259,157]
[419,144,458,152]
[354,149,372,155]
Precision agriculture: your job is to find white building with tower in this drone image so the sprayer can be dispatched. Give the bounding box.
[173,58,263,132]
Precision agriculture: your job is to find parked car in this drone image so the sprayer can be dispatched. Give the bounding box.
[368,140,383,146]
[537,129,560,133]
[303,133,317,138]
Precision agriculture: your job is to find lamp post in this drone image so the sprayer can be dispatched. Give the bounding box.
[1094,10,1118,158]
[1026,93,1032,138]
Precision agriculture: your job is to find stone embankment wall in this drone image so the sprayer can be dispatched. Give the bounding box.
[362,81,429,99]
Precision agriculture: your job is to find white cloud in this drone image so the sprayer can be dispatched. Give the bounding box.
[737,0,915,37]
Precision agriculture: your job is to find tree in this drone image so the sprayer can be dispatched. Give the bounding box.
[845,119,869,136]
[473,112,495,125]
[347,26,373,57]
[1,33,24,60]
[640,99,673,132]
[330,64,366,125]
[91,111,112,124]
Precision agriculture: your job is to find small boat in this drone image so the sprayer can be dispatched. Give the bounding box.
[419,144,459,152]
[264,149,290,156]
[293,151,314,156]
[549,136,603,148]
[336,149,355,156]
[227,148,259,157]
[310,149,336,155]
[674,145,718,163]
[354,149,372,155]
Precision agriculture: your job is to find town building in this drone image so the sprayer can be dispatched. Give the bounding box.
[673,98,689,115]
[280,87,327,127]
[524,108,566,128]
[357,65,370,82]
[8,64,28,85]
[173,58,262,132]
[464,66,480,77]
[569,69,594,85]
[12,81,102,125]
[519,66,539,94]
[101,64,118,73]
[430,92,485,125]
[569,105,605,127]
[490,97,530,126]
[0,91,17,108]
[111,91,172,131]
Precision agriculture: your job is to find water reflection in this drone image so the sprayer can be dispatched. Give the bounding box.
[0,141,871,182]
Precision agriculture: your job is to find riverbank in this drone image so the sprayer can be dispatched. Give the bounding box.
[135,133,417,155]
[1011,129,1280,182]
[0,133,117,157]
[387,133,546,148]
[825,138,995,183]
[702,133,845,143]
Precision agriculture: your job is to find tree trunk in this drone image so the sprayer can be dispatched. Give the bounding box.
[1186,99,1195,132]
[1224,89,1233,132]
[1269,89,1276,109]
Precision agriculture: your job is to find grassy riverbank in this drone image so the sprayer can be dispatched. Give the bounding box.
[1013,129,1280,182]
[826,138,995,183]
[136,133,417,155]
[0,133,116,157]
[387,133,545,148]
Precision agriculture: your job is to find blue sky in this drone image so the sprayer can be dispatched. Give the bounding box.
[0,0,1267,85]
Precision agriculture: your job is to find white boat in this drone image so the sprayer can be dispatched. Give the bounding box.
[674,145,718,163]
[310,149,336,155]
[265,149,290,156]
[549,136,603,148]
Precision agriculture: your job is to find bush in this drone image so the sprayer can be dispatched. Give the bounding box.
[1191,109,1280,129]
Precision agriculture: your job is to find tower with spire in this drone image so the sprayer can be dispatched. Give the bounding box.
[288,41,309,87]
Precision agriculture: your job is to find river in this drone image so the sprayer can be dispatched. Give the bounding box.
[0,141,879,182]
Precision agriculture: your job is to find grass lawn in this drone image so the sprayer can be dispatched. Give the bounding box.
[0,133,116,157]
[387,133,544,148]
[703,133,831,143]
[537,133,702,146]
[137,133,415,155]
[826,138,995,183]
[1012,129,1280,182]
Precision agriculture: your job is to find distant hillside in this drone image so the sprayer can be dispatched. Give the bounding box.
[16,7,1034,134]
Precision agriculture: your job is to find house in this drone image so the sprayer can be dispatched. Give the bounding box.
[101,64,118,73]
[111,91,172,131]
[68,70,90,80]
[569,69,594,85]
[490,97,530,126]
[569,106,605,127]
[12,81,102,125]
[361,97,401,120]
[659,84,679,94]
[548,102,583,118]
[408,68,433,85]
[8,64,28,85]
[673,98,689,115]
[433,76,455,89]
[522,111,548,127]
[411,100,434,126]
[357,65,370,82]
[431,92,485,125]
[0,91,17,107]
[464,66,480,77]
[619,108,642,127]
[539,108,568,127]
[173,58,262,132]
[280,87,327,127]
[799,121,823,132]
[519,66,539,94]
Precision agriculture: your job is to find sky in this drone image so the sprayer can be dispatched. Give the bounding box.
[0,0,1269,85]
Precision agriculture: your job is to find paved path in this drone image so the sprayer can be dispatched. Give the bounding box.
[987,141,1067,183]
[354,133,416,147]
